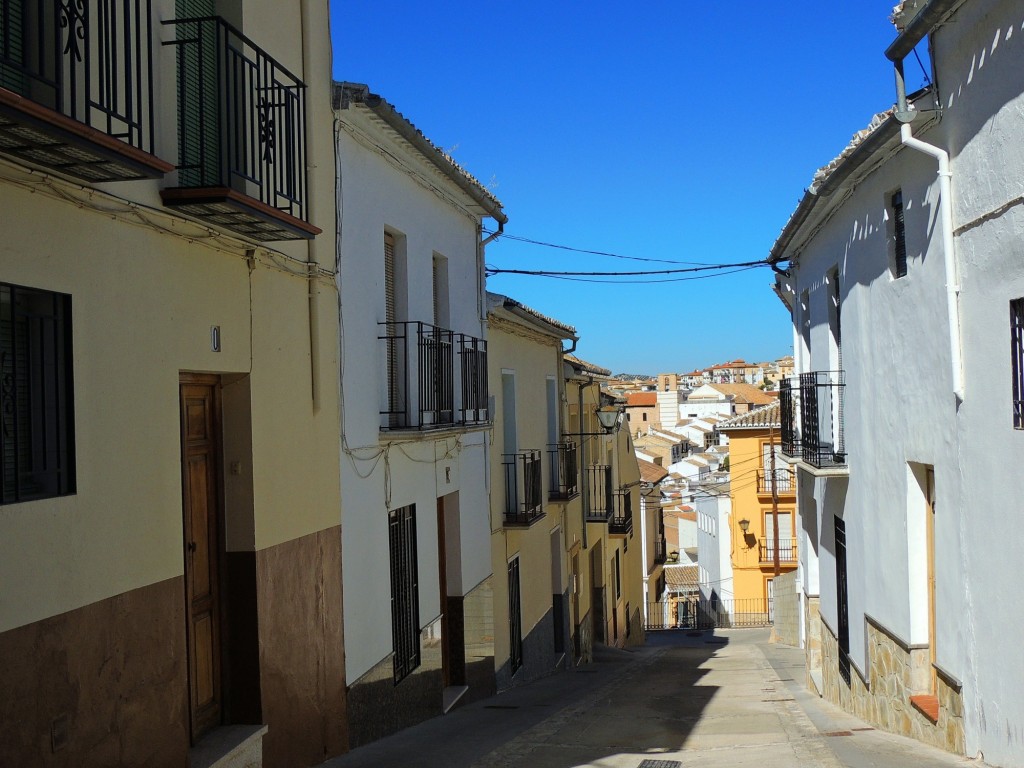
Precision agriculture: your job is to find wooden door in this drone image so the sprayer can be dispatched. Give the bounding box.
[180,375,223,741]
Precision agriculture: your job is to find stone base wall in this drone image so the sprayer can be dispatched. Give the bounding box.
[804,595,821,689]
[573,611,593,665]
[819,617,964,755]
[771,571,799,646]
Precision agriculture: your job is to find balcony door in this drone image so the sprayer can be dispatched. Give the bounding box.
[175,0,220,188]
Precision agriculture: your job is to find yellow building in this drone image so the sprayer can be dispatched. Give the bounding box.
[487,293,577,688]
[718,402,797,620]
[0,2,345,766]
[563,355,645,653]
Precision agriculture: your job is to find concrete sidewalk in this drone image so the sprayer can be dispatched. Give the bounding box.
[321,629,982,768]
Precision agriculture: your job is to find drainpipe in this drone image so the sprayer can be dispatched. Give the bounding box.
[894,60,963,402]
[300,0,323,411]
[478,219,504,333]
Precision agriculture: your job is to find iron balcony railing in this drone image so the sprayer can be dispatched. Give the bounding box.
[645,596,774,630]
[0,0,161,180]
[163,16,308,221]
[653,536,667,565]
[759,537,797,564]
[503,450,543,527]
[458,334,488,425]
[779,371,846,469]
[756,468,794,494]
[584,464,613,523]
[609,489,633,535]
[379,322,488,430]
[547,441,578,500]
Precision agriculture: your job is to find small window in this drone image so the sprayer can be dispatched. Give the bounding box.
[389,504,420,683]
[891,190,908,279]
[0,283,75,504]
[1013,298,1024,429]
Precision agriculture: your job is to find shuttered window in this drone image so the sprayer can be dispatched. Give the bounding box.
[0,283,76,505]
[384,232,399,426]
[389,504,420,683]
[175,0,219,187]
[0,0,26,93]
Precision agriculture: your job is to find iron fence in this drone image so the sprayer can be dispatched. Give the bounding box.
[645,596,774,630]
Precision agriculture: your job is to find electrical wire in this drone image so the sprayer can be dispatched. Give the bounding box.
[486,260,768,279]
[482,229,721,266]
[529,265,764,285]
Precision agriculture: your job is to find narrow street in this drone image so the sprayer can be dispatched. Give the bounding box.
[323,630,978,768]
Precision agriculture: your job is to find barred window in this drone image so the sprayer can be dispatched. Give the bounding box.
[891,190,908,279]
[389,504,419,683]
[1012,298,1024,428]
[1,283,75,505]
[508,556,522,674]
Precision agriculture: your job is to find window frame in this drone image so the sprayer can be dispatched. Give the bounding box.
[0,282,76,505]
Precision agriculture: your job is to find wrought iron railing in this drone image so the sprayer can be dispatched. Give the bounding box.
[547,441,578,500]
[503,450,543,527]
[779,372,846,468]
[653,536,667,565]
[609,489,632,535]
[584,464,612,523]
[645,596,774,630]
[163,16,308,221]
[379,322,487,430]
[458,334,488,424]
[758,537,797,564]
[756,468,794,494]
[0,0,155,154]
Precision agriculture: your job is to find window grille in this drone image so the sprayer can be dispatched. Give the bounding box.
[1012,298,1024,428]
[508,557,522,674]
[892,190,908,279]
[389,504,420,683]
[834,515,851,685]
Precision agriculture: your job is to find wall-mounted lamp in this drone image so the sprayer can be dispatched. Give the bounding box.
[595,405,622,433]
[738,518,751,534]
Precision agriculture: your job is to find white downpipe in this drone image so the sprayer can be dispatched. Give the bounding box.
[900,122,964,401]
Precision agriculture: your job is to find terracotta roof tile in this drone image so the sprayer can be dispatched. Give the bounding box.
[665,565,699,589]
[719,401,780,430]
[626,392,657,407]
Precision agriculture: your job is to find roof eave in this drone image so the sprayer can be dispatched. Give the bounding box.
[334,82,508,225]
[885,0,963,62]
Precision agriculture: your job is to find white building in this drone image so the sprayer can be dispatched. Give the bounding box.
[770,0,1024,761]
[332,83,506,746]
[694,482,732,605]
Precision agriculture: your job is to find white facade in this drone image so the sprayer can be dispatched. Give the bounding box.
[333,84,505,725]
[695,485,732,602]
[771,1,1024,761]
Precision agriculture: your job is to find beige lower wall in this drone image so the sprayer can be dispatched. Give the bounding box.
[819,617,964,755]
[804,595,821,689]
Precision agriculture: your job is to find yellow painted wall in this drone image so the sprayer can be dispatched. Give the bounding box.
[721,425,796,607]
[487,314,565,666]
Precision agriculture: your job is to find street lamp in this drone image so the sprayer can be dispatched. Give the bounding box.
[738,518,751,534]
[595,405,622,433]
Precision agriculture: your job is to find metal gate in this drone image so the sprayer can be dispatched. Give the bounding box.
[645,596,773,630]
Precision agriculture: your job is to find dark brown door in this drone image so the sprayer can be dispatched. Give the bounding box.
[437,498,451,688]
[180,375,223,741]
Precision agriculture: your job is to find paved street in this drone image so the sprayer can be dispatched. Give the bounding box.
[322,629,982,768]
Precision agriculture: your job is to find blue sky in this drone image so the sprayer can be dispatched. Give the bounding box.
[329,3,929,375]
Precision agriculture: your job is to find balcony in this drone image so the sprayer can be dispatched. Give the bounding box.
[0,0,170,181]
[379,322,488,431]
[779,371,846,471]
[756,468,795,495]
[160,16,317,241]
[547,441,578,500]
[609,489,633,536]
[653,535,667,565]
[502,450,544,527]
[759,537,797,565]
[584,464,612,523]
